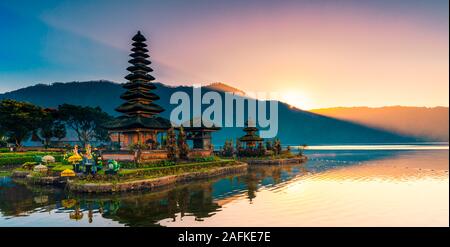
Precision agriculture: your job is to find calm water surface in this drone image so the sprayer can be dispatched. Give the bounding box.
[0,145,448,227]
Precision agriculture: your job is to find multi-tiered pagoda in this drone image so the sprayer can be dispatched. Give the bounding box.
[239,120,263,148]
[105,31,171,149]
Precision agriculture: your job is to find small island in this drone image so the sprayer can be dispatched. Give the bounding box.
[6,31,306,193]
[219,120,307,165]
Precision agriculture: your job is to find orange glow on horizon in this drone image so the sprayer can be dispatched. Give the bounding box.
[39,2,449,109]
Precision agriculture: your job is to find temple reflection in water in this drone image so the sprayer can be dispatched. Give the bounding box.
[3,149,446,226]
[0,163,309,226]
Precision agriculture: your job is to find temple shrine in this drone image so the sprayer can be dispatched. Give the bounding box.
[103,31,218,161]
[105,31,171,150]
[239,120,263,149]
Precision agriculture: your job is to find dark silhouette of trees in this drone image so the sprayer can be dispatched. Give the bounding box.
[257,142,266,156]
[265,140,272,151]
[166,127,178,160]
[37,108,66,148]
[273,138,282,155]
[177,126,189,160]
[0,99,45,149]
[222,139,234,157]
[58,104,112,146]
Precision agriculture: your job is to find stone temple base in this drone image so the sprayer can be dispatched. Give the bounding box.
[246,156,307,165]
[67,162,248,193]
[101,149,214,163]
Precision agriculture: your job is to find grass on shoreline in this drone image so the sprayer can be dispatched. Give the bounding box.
[0,151,64,167]
[0,170,12,177]
[70,159,240,185]
[8,154,242,186]
[237,152,303,161]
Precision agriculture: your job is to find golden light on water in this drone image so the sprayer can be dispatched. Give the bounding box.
[158,150,449,227]
[0,149,448,226]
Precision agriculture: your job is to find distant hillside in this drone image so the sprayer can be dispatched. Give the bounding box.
[205,82,246,95]
[311,106,449,142]
[0,80,419,145]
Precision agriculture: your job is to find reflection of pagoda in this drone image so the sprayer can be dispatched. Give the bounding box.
[100,185,220,226]
[239,120,263,148]
[105,31,171,149]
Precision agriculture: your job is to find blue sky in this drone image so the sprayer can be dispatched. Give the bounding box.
[0,0,448,108]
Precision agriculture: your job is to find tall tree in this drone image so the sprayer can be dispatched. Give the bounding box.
[177,126,189,160]
[273,139,282,155]
[0,99,45,148]
[0,130,8,148]
[37,108,67,148]
[58,104,112,146]
[166,127,178,160]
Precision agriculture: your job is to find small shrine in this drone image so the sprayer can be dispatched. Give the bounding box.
[182,118,220,156]
[238,120,263,149]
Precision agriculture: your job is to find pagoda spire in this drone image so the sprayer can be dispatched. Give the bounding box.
[116,31,164,117]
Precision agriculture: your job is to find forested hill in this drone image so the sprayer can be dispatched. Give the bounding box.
[0,80,419,145]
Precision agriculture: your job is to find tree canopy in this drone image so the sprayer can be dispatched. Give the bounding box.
[58,104,112,146]
[37,108,67,147]
[0,99,45,147]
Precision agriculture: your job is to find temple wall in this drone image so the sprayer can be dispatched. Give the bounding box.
[109,131,159,150]
[189,149,213,158]
[140,150,168,162]
[102,148,213,163]
[102,152,135,161]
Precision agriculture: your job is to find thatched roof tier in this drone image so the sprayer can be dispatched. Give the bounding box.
[104,115,171,130]
[239,120,263,143]
[132,31,146,42]
[243,126,258,132]
[123,81,156,90]
[239,134,263,142]
[131,47,149,53]
[126,65,153,73]
[130,52,149,58]
[120,91,160,101]
[115,102,164,115]
[128,57,151,65]
[132,41,147,48]
[124,73,156,81]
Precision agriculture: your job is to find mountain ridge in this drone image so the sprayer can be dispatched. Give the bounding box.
[0,80,424,145]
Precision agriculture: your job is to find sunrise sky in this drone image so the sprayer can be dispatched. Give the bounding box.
[0,0,448,109]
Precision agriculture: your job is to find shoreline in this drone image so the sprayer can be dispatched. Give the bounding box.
[244,156,307,165]
[67,162,248,193]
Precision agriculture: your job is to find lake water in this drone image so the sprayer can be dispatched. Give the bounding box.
[0,144,448,227]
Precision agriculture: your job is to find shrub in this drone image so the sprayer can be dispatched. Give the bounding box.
[0,156,36,166]
[222,140,234,157]
[117,160,237,180]
[22,161,38,170]
[0,152,63,167]
[118,161,139,169]
[192,156,216,162]
[153,160,176,167]
[177,126,189,160]
[42,155,56,164]
[129,143,150,151]
[121,160,177,169]
[166,128,178,160]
